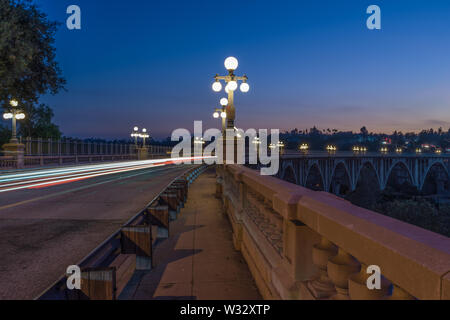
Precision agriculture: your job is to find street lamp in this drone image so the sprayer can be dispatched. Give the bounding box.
[194,137,206,145]
[131,126,140,146]
[212,57,249,130]
[326,145,337,153]
[299,143,309,152]
[212,97,229,134]
[3,99,25,144]
[140,128,150,147]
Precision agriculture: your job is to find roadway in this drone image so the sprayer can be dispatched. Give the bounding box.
[0,160,195,300]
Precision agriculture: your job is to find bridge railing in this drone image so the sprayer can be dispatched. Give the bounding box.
[17,137,172,157]
[218,164,450,300]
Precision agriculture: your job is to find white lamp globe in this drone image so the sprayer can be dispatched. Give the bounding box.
[142,128,147,133]
[212,81,222,92]
[221,112,227,119]
[227,81,238,91]
[15,113,25,120]
[3,113,13,120]
[220,98,228,106]
[213,112,219,119]
[240,82,250,93]
[224,57,238,71]
[134,126,139,131]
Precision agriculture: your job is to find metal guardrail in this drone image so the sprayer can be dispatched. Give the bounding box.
[36,164,209,300]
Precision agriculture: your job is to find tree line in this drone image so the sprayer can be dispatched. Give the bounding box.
[281,126,450,152]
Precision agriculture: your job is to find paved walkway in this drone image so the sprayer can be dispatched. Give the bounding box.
[122,167,261,300]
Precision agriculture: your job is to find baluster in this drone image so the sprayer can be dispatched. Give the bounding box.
[307,237,338,299]
[327,248,360,300]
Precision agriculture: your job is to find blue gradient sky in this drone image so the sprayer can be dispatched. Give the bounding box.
[37,0,450,139]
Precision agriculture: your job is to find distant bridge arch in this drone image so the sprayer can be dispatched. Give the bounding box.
[278,153,450,195]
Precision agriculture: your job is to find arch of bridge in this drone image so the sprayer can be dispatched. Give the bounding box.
[420,160,450,191]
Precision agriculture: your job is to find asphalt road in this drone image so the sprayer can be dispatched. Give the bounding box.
[0,161,194,300]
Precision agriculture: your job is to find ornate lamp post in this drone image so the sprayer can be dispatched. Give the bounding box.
[131,126,140,146]
[212,97,228,134]
[140,128,150,147]
[2,99,26,168]
[212,57,249,130]
[3,99,25,144]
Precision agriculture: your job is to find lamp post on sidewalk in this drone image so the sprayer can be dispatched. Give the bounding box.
[3,100,25,144]
[2,99,26,168]
[212,57,250,164]
[212,57,249,130]
[212,97,228,134]
[131,126,140,146]
[140,128,150,147]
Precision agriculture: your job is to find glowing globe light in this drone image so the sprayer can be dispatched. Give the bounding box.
[220,112,227,119]
[3,113,13,120]
[220,98,228,106]
[224,57,238,71]
[10,100,18,107]
[134,126,139,131]
[212,81,222,92]
[240,82,250,93]
[227,81,238,91]
[15,113,25,120]
[213,112,219,119]
[142,128,147,133]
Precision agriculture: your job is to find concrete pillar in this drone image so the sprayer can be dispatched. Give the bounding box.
[137,147,148,160]
[2,142,25,169]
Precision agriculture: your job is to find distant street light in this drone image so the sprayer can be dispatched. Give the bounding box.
[212,97,229,134]
[3,99,25,144]
[212,57,249,130]
[353,146,367,153]
[299,143,309,152]
[140,128,150,147]
[326,145,337,152]
[194,137,206,145]
[131,126,140,146]
[380,147,388,153]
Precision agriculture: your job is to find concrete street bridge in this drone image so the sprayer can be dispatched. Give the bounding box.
[278,152,450,195]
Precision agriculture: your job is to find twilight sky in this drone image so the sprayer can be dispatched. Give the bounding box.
[37,0,450,139]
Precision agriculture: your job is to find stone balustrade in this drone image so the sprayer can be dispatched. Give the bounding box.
[217,164,450,300]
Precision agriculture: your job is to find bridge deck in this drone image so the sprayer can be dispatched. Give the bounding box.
[121,167,261,300]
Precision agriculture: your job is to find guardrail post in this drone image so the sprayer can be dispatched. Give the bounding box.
[146,206,170,238]
[121,226,152,271]
[79,267,116,300]
[160,191,180,220]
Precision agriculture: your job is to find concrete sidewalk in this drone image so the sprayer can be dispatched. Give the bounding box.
[121,167,261,300]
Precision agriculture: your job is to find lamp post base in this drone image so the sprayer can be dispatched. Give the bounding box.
[138,147,149,160]
[2,142,25,168]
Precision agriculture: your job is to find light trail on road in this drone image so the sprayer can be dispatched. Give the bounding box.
[0,156,214,193]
